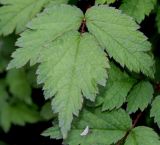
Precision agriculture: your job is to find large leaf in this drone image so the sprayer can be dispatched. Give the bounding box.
[43,109,132,145]
[102,64,136,111]
[37,31,108,138]
[86,5,155,77]
[7,4,109,138]
[120,0,157,23]
[127,81,154,114]
[150,96,160,128]
[7,4,83,69]
[125,126,160,145]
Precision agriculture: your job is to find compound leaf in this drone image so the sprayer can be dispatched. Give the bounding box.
[150,96,160,128]
[43,109,132,145]
[7,4,83,69]
[120,0,157,23]
[86,5,155,77]
[102,64,136,111]
[127,81,154,114]
[125,126,160,145]
[37,31,109,138]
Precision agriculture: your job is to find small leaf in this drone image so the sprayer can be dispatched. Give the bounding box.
[0,101,41,132]
[125,126,160,145]
[43,108,132,145]
[37,31,109,138]
[0,0,68,35]
[102,63,136,111]
[45,0,68,8]
[42,125,62,140]
[150,96,160,128]
[120,0,157,23]
[127,81,154,114]
[86,5,155,77]
[95,0,116,5]
[6,69,32,104]
[40,102,55,120]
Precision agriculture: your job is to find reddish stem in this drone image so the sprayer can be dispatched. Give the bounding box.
[80,18,86,34]
[116,112,143,145]
[132,112,142,128]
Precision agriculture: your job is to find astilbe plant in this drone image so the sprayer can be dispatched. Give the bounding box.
[0,0,160,144]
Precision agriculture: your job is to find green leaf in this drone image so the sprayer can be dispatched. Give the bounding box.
[42,125,62,140]
[102,64,136,111]
[6,69,32,104]
[0,141,8,145]
[120,0,157,23]
[0,0,68,36]
[7,4,83,68]
[8,5,109,138]
[45,0,68,8]
[156,7,160,33]
[43,109,132,145]
[127,81,154,114]
[125,126,160,145]
[95,0,116,5]
[86,5,155,77]
[150,96,160,128]
[37,31,109,138]
[40,102,55,120]
[0,79,8,106]
[0,102,41,132]
[0,78,40,132]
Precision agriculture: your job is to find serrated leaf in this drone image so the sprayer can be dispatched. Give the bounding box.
[0,0,69,36]
[45,0,68,8]
[7,4,83,68]
[6,69,32,104]
[102,64,136,111]
[95,0,116,5]
[42,125,62,140]
[120,0,157,23]
[86,5,155,77]
[37,31,109,138]
[127,81,154,114]
[150,96,160,128]
[43,109,132,145]
[7,4,109,138]
[156,7,160,33]
[125,126,160,145]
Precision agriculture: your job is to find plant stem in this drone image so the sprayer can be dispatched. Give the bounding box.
[116,112,143,145]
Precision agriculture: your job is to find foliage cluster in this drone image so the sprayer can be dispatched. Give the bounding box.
[0,0,160,144]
